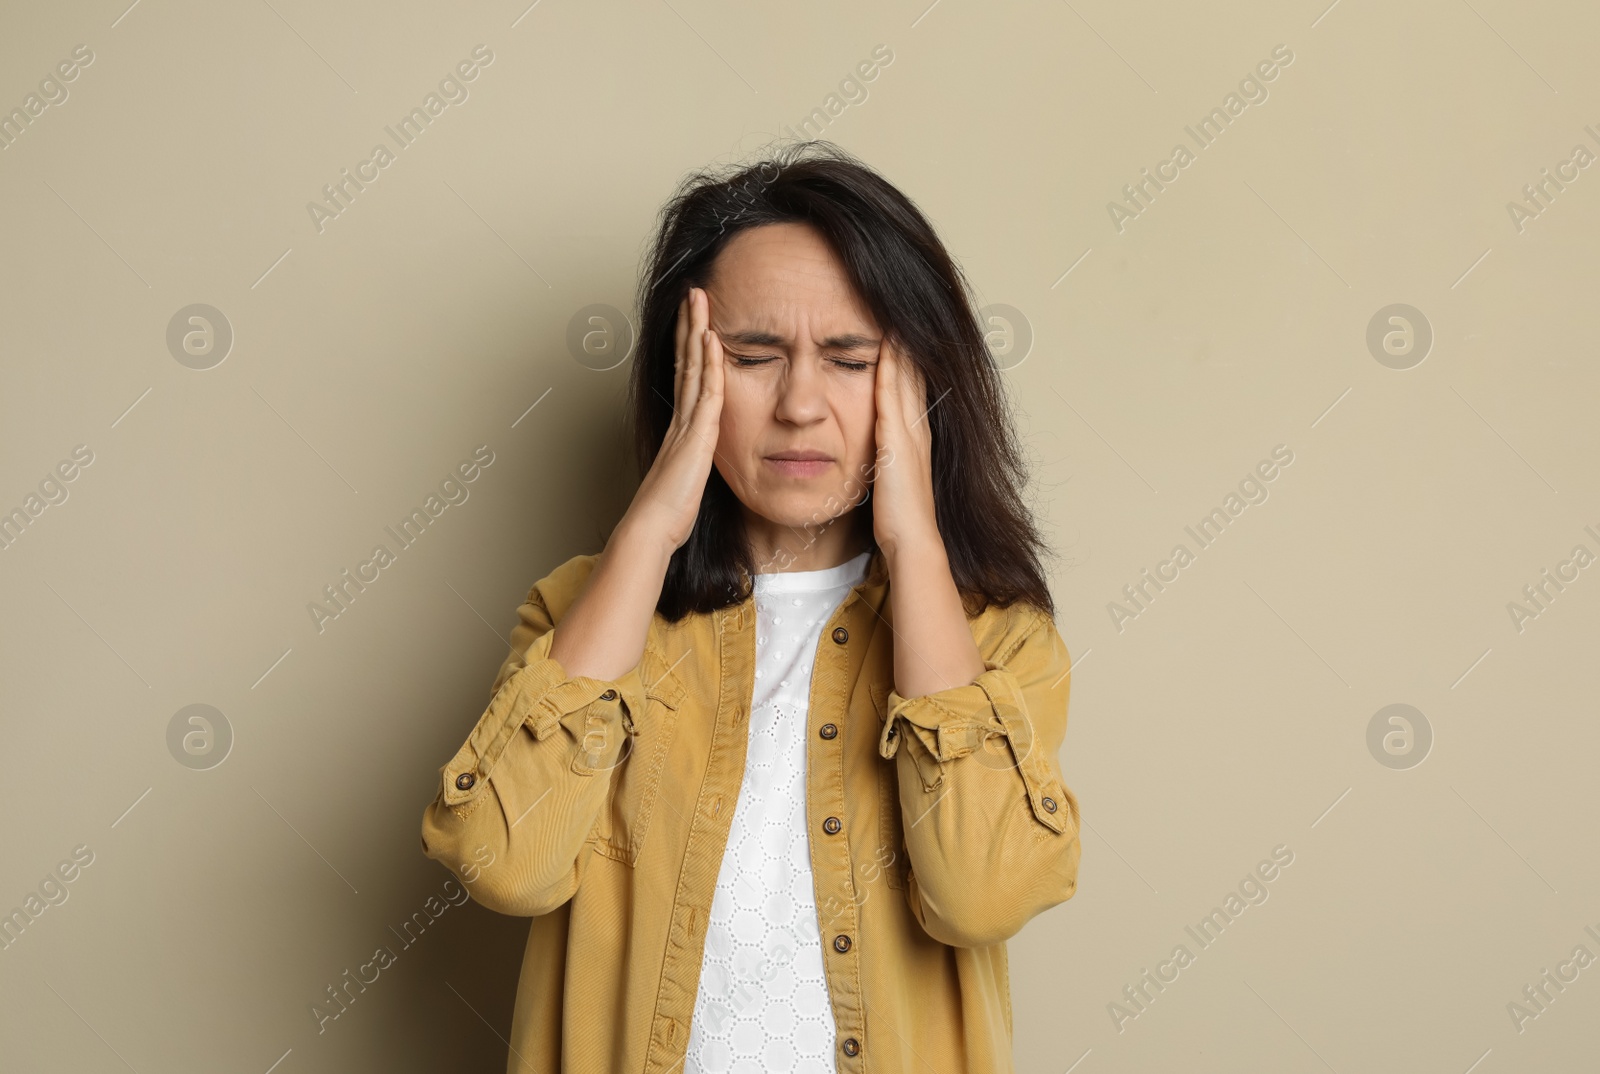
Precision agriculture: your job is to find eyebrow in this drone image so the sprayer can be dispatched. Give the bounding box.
[718,329,880,352]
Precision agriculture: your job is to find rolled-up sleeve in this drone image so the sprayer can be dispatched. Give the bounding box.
[420,579,646,918]
[877,606,1082,948]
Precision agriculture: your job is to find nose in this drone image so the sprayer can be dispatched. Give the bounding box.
[772,349,829,425]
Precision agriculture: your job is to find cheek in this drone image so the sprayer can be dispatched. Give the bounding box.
[716,390,760,459]
[839,392,878,468]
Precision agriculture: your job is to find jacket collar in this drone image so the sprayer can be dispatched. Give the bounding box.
[724,541,892,629]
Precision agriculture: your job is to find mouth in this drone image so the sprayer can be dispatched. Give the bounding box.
[765,451,834,477]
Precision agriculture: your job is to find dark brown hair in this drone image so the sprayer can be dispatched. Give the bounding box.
[626,140,1056,622]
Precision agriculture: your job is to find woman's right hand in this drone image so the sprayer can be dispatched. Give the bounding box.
[624,286,726,554]
[549,288,722,682]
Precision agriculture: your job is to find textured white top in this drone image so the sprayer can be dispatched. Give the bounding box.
[684,548,874,1074]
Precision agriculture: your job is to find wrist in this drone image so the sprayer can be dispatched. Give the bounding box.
[880,530,947,570]
[610,512,677,569]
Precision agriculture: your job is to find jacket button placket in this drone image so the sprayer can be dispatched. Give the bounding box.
[651,601,757,1074]
[817,609,864,1062]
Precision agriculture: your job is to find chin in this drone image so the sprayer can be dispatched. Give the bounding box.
[748,488,852,529]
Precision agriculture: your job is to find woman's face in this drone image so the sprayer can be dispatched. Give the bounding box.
[704,222,882,552]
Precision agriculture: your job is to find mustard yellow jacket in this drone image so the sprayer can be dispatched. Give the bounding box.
[420,545,1082,1073]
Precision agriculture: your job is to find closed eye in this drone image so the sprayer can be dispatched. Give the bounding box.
[728,353,874,373]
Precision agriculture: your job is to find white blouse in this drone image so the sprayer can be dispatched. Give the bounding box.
[684,548,874,1074]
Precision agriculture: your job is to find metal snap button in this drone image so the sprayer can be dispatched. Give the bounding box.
[833,934,851,953]
[454,772,476,791]
[841,1037,860,1056]
[831,626,849,644]
[823,816,841,834]
[819,723,838,740]
[600,689,617,701]
[1042,796,1057,812]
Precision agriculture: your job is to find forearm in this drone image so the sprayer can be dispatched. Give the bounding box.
[877,599,1082,947]
[422,626,641,917]
[897,742,1081,947]
[549,513,674,682]
[884,535,986,698]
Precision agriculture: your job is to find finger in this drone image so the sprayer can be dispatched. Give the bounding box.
[907,355,934,441]
[673,292,690,408]
[909,367,929,433]
[887,336,922,426]
[877,334,900,422]
[700,289,721,398]
[872,346,889,456]
[682,288,706,413]
[703,321,724,412]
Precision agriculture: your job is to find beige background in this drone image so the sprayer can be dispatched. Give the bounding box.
[2,0,1597,1070]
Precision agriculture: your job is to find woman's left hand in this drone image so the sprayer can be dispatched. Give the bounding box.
[871,334,940,557]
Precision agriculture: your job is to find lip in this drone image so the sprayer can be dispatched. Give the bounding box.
[764,453,834,477]
[765,450,834,461]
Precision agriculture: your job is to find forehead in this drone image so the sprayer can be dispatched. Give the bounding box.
[707,223,878,343]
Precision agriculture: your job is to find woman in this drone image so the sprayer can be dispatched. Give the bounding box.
[421,141,1082,1074]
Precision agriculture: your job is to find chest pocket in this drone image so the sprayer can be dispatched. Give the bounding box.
[871,680,910,891]
[598,645,687,866]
